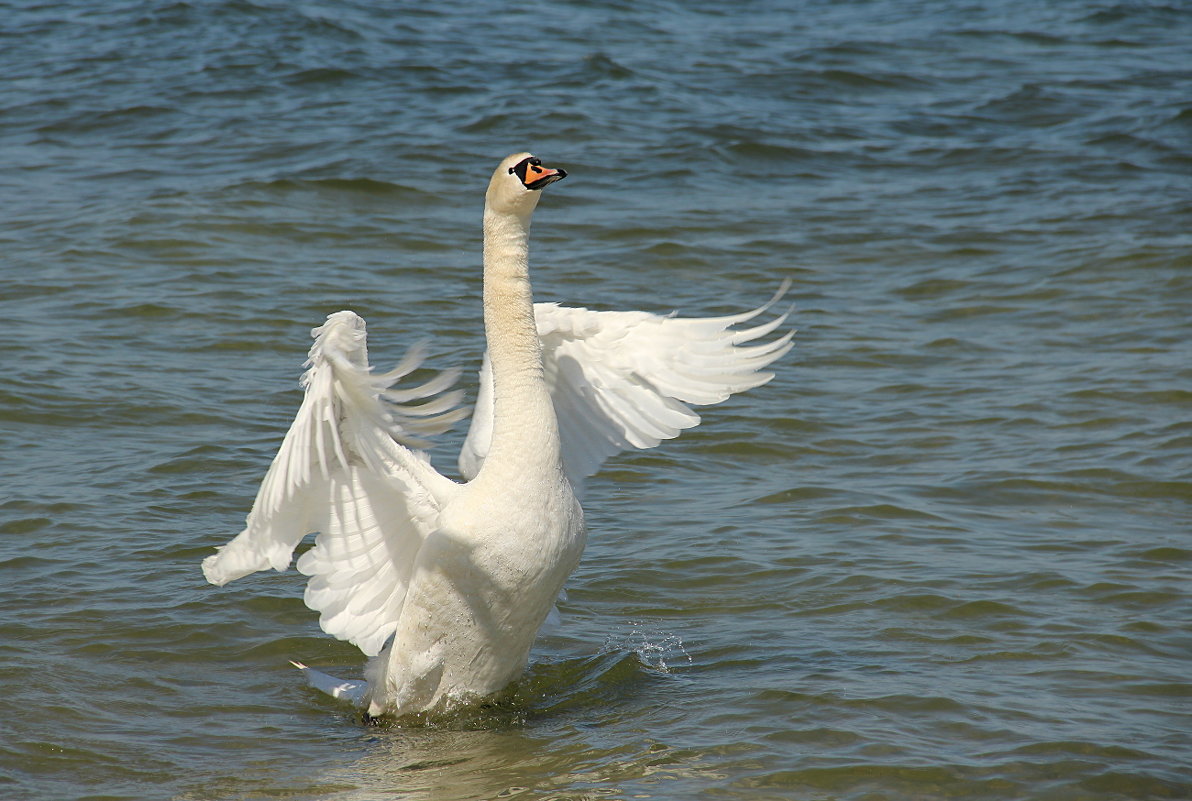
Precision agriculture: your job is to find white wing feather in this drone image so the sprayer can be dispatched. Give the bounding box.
[202,311,465,656]
[205,284,791,657]
[459,282,794,495]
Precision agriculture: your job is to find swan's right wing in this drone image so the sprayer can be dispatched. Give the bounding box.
[459,282,794,497]
[202,311,466,656]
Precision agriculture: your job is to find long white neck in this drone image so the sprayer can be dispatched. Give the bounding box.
[477,205,561,478]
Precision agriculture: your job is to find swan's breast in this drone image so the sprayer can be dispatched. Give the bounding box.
[437,477,586,592]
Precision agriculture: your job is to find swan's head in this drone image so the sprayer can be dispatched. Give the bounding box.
[486,152,567,218]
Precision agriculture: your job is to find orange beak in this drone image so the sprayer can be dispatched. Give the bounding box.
[525,163,566,190]
[512,156,568,190]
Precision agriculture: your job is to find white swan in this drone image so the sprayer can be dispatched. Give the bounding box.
[202,153,793,718]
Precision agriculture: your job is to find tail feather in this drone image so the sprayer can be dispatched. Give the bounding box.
[289,660,368,706]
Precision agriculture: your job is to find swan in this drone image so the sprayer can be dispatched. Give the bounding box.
[201,153,793,718]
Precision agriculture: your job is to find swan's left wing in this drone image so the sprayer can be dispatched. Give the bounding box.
[459,282,794,496]
[202,311,466,656]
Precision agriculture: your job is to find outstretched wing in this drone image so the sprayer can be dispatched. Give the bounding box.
[202,311,466,656]
[459,282,794,496]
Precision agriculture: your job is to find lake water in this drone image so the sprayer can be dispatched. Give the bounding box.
[1,1,1189,799]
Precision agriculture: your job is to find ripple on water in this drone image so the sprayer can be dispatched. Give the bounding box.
[2,0,1190,798]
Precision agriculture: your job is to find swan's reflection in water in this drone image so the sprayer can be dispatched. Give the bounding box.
[316,643,706,800]
[324,724,704,801]
[334,726,576,801]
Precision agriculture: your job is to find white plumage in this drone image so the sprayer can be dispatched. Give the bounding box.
[460,285,794,495]
[202,153,792,717]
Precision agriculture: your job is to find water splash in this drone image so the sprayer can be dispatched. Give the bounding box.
[601,621,693,673]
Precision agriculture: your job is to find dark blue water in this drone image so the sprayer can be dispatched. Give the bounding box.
[1,1,1189,799]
